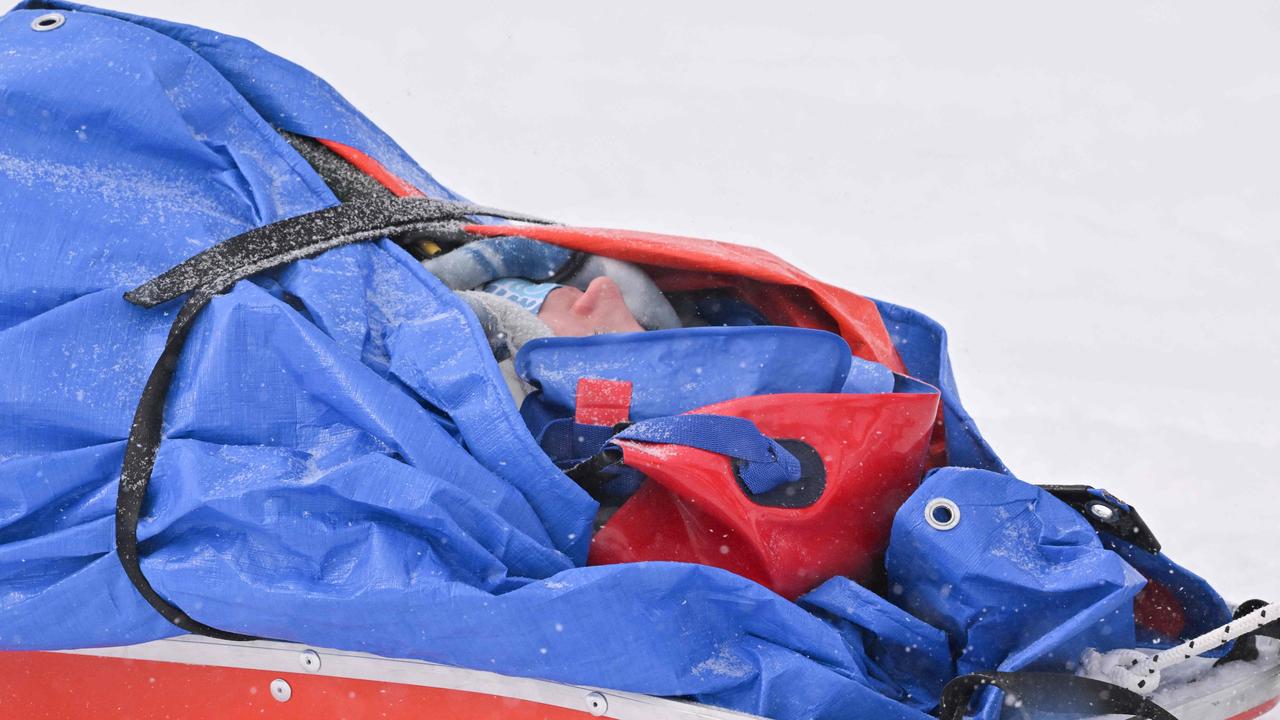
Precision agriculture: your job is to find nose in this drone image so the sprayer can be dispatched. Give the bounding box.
[572,276,625,316]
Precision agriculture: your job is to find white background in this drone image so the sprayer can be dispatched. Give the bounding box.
[108,2,1279,604]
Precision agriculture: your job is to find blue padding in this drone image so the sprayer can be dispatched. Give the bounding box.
[517,326,854,424]
[887,468,1146,714]
[842,355,896,395]
[617,415,801,494]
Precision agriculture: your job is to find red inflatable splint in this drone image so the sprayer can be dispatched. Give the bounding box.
[593,392,939,600]
[468,223,942,599]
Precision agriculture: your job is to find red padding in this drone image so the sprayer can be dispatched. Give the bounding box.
[1133,580,1188,640]
[317,138,425,198]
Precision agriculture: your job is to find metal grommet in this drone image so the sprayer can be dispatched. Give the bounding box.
[31,12,65,31]
[1088,502,1116,521]
[299,649,322,673]
[925,498,961,531]
[269,678,292,703]
[585,691,609,716]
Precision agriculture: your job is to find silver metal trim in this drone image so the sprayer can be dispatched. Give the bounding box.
[299,649,321,673]
[586,690,610,716]
[57,636,760,720]
[30,12,65,31]
[1089,502,1116,521]
[925,497,961,531]
[50,634,1280,720]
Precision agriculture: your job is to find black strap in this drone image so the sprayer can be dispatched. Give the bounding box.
[126,197,549,308]
[282,132,393,203]
[564,446,627,500]
[117,195,548,640]
[1041,484,1162,554]
[937,671,1178,720]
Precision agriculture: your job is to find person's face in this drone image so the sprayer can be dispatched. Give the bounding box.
[538,276,643,337]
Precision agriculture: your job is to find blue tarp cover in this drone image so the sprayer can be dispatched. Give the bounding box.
[0,4,1228,718]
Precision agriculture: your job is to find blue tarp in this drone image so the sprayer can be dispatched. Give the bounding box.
[0,4,1229,719]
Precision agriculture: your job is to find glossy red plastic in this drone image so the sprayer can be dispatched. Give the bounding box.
[590,392,940,600]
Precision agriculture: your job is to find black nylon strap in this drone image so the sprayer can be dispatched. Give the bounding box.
[117,196,549,640]
[1041,484,1162,554]
[116,289,250,639]
[282,132,393,203]
[937,670,1178,720]
[126,197,550,308]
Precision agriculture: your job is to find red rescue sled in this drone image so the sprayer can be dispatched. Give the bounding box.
[2,635,1277,719]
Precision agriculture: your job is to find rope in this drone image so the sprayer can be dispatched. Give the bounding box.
[1082,602,1278,695]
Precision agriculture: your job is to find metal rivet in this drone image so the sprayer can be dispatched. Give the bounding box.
[925,498,961,531]
[1089,503,1116,521]
[269,678,292,703]
[585,691,609,716]
[31,12,65,31]
[299,650,321,673]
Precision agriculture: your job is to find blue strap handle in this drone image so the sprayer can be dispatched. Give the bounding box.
[614,415,802,494]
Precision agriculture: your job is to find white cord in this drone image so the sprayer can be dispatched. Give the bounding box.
[1081,602,1278,695]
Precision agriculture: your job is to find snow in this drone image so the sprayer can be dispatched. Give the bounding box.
[108,0,1280,690]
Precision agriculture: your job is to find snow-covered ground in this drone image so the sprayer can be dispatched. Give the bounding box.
[118,0,1279,626]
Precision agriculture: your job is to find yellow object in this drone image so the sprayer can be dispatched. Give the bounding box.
[414,239,443,258]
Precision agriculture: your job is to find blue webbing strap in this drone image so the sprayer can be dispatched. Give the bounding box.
[537,418,618,465]
[615,415,801,494]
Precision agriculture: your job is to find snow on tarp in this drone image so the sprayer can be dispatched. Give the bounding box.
[0,3,1230,719]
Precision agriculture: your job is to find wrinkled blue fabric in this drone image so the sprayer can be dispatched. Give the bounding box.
[0,6,934,717]
[875,300,1007,473]
[890,469,1147,676]
[0,4,1234,720]
[800,578,953,711]
[887,469,1148,717]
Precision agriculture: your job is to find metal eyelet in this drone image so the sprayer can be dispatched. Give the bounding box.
[269,678,292,702]
[298,649,321,672]
[925,498,961,531]
[585,691,609,716]
[1088,502,1116,521]
[31,12,65,31]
